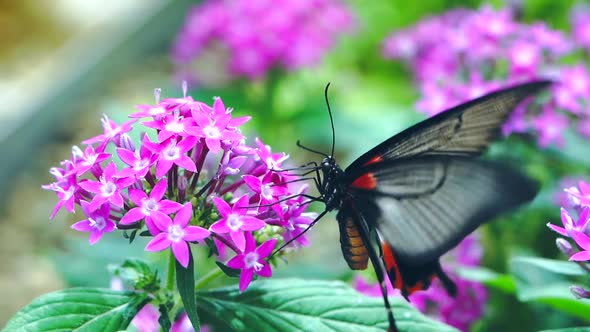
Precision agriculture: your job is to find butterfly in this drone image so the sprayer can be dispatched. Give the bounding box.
[281,80,551,332]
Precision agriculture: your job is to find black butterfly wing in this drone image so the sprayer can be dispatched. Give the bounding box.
[346,81,551,171]
[346,156,538,266]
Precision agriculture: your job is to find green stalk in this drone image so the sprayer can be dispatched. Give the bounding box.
[166,250,176,291]
[194,268,224,290]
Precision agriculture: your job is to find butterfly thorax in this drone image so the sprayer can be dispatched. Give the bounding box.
[319,157,347,211]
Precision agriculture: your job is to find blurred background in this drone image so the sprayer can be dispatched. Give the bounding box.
[1,0,589,331]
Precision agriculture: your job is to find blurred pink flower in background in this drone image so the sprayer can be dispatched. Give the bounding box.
[382,4,590,148]
[172,0,355,85]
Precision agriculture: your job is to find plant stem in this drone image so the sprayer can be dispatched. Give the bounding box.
[166,250,176,291]
[194,268,224,290]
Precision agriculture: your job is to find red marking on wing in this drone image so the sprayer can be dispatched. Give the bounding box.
[364,155,383,166]
[351,172,377,190]
[382,242,403,290]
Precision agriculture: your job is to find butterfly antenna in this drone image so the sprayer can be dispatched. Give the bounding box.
[296,140,329,158]
[324,83,336,158]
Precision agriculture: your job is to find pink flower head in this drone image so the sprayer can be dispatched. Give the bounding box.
[571,5,590,51]
[143,111,195,142]
[227,233,276,292]
[116,137,159,179]
[565,181,590,208]
[70,145,111,176]
[532,109,569,147]
[145,203,210,268]
[210,195,266,251]
[547,207,590,238]
[255,137,289,171]
[121,179,183,235]
[82,115,135,147]
[185,98,244,153]
[144,136,197,178]
[78,162,136,211]
[71,201,116,245]
[570,231,590,262]
[508,41,541,78]
[243,172,289,206]
[43,164,79,219]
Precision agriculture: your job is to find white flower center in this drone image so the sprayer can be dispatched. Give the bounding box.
[141,198,158,215]
[89,216,106,231]
[134,157,150,170]
[261,184,273,200]
[244,252,262,271]
[227,214,243,231]
[168,224,185,243]
[163,141,180,160]
[149,106,167,116]
[203,125,221,139]
[101,181,116,197]
[165,119,184,133]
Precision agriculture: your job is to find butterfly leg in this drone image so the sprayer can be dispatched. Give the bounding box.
[435,262,457,297]
[356,214,399,332]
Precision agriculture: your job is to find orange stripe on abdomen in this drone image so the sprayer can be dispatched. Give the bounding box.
[338,216,369,270]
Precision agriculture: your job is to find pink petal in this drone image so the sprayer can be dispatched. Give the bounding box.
[243,175,261,193]
[569,251,590,261]
[110,192,124,208]
[156,159,173,178]
[561,208,573,228]
[184,226,210,242]
[256,239,277,258]
[174,156,197,172]
[150,179,168,201]
[120,207,145,225]
[144,217,160,236]
[213,197,232,217]
[221,130,243,141]
[233,195,250,211]
[241,217,266,231]
[103,162,117,180]
[185,126,204,137]
[151,210,173,231]
[256,264,272,278]
[88,195,107,212]
[209,219,229,234]
[129,188,147,206]
[88,231,104,245]
[71,220,93,232]
[572,231,590,250]
[228,116,251,128]
[579,181,590,194]
[117,148,138,166]
[547,223,568,237]
[159,200,183,214]
[177,136,198,152]
[78,181,102,194]
[227,254,245,269]
[230,231,246,252]
[172,241,190,268]
[146,233,172,251]
[239,268,254,292]
[205,138,221,154]
[213,97,225,115]
[174,203,193,227]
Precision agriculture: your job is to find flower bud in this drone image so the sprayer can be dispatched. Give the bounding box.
[570,285,590,299]
[556,238,574,256]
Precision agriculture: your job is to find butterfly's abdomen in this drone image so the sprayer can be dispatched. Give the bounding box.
[338,215,369,270]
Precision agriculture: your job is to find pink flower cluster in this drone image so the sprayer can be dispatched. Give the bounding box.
[354,234,487,332]
[547,180,590,299]
[171,0,354,82]
[382,5,590,147]
[43,86,317,291]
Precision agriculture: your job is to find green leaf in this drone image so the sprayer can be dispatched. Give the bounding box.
[456,266,516,294]
[511,257,586,276]
[3,288,150,332]
[110,258,160,293]
[215,261,241,278]
[509,256,590,322]
[538,328,590,332]
[197,278,458,332]
[176,248,200,331]
[158,303,172,332]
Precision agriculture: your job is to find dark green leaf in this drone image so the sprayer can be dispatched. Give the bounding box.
[509,256,590,322]
[158,303,172,332]
[129,229,138,243]
[176,248,200,331]
[456,266,516,294]
[511,257,586,276]
[3,288,149,332]
[538,328,590,332]
[197,278,458,332]
[215,261,241,278]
